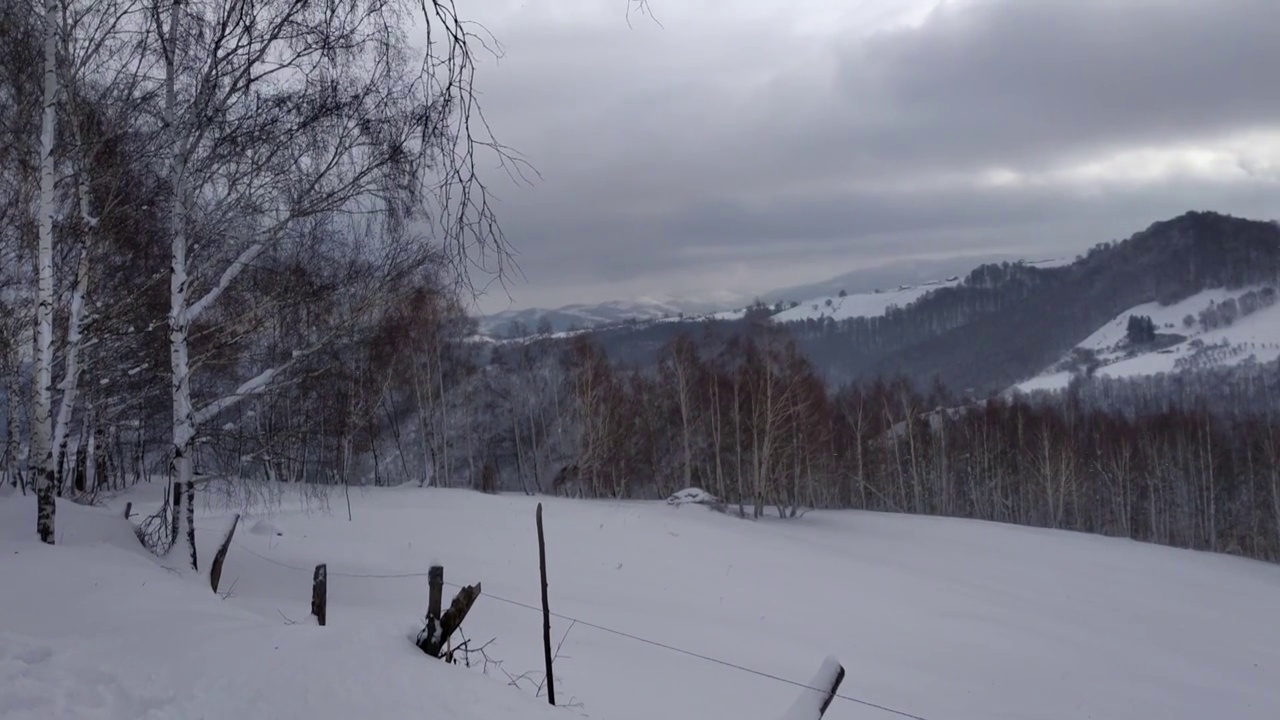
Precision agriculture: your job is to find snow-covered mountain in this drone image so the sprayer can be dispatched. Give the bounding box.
[756,253,1017,307]
[479,294,745,338]
[483,256,1070,339]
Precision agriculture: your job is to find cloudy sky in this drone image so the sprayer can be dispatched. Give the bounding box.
[462,0,1280,313]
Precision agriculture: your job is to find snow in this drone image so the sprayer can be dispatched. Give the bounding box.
[666,487,718,506]
[1013,370,1075,393]
[1014,285,1280,392]
[4,486,1280,720]
[249,518,284,536]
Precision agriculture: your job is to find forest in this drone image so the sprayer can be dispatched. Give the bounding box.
[0,0,506,559]
[466,325,1280,563]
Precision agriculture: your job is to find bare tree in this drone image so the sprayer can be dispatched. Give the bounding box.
[143,0,512,566]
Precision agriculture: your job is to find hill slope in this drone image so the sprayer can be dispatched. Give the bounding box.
[1016,284,1280,392]
[0,489,562,720]
[4,484,1280,720]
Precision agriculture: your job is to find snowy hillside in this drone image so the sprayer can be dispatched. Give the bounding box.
[770,278,962,323]
[665,257,1072,326]
[1015,284,1280,392]
[753,254,1018,307]
[4,484,1280,720]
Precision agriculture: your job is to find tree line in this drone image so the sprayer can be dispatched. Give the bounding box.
[465,326,1280,563]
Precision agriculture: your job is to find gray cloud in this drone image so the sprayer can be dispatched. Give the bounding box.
[465,0,1280,312]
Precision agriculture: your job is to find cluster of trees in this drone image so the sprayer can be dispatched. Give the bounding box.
[0,0,505,560]
[1053,360,1280,419]
[442,326,1280,562]
[1125,315,1157,345]
[1183,287,1278,332]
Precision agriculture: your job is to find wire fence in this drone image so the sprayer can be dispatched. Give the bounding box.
[229,539,934,720]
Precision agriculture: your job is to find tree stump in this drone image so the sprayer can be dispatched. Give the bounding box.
[209,514,240,593]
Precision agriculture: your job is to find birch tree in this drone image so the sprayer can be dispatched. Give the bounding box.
[148,0,507,566]
[659,334,701,491]
[32,0,62,543]
[48,0,154,496]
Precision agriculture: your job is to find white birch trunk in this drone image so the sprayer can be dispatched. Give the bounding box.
[51,248,90,492]
[164,0,198,569]
[84,407,96,492]
[33,0,61,544]
[4,360,19,492]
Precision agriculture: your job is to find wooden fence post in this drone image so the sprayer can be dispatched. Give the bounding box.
[428,565,443,622]
[422,565,444,652]
[781,656,845,720]
[537,503,555,706]
[416,564,482,658]
[312,564,327,626]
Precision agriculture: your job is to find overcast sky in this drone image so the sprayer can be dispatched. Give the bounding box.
[461,0,1280,313]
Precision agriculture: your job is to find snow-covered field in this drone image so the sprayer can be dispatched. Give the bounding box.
[4,484,1280,720]
[1015,285,1280,392]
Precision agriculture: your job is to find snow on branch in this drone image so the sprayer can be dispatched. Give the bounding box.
[187,241,267,323]
[192,363,286,428]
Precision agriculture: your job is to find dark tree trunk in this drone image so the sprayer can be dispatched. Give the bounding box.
[185,480,197,570]
[36,467,55,544]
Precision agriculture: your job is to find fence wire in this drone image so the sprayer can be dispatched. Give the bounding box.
[229,540,934,720]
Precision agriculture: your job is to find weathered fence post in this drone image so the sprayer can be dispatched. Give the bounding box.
[537,503,555,706]
[423,565,444,650]
[781,656,845,720]
[123,501,132,519]
[209,513,240,593]
[415,564,482,658]
[312,564,327,626]
[428,565,443,623]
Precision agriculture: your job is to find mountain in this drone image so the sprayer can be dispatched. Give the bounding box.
[481,256,1058,339]
[534,211,1280,394]
[756,253,1021,306]
[478,294,743,338]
